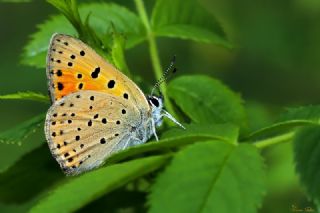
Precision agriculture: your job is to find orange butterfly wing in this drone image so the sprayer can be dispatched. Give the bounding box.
[46,33,149,111]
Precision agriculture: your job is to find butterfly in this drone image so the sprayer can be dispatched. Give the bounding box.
[44,33,184,176]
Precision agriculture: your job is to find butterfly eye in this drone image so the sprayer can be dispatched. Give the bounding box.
[150,97,159,107]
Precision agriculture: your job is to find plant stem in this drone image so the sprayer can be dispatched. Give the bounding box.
[253,132,295,149]
[134,0,178,121]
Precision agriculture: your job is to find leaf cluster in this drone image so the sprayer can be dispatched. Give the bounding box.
[0,0,319,212]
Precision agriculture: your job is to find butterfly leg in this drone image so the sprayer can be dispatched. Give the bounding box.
[122,137,132,149]
[161,110,185,129]
[151,119,159,141]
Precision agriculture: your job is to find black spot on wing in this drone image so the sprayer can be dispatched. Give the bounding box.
[57,82,64,90]
[91,67,100,78]
[56,70,62,76]
[107,80,115,88]
[100,138,106,144]
[123,93,129,99]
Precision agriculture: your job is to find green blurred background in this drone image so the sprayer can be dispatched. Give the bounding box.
[1,0,320,212]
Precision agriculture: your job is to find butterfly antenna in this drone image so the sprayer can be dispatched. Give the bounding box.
[151,55,177,96]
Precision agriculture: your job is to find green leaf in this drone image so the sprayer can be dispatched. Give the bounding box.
[278,105,320,122]
[151,0,230,47]
[294,126,320,208]
[244,105,320,141]
[168,75,246,127]
[47,0,72,15]
[22,3,144,68]
[21,15,75,68]
[47,0,103,51]
[0,91,49,103]
[83,3,145,48]
[30,155,169,213]
[107,123,239,164]
[161,123,239,144]
[0,114,45,145]
[111,30,131,77]
[149,141,266,213]
[47,0,81,33]
[0,145,63,203]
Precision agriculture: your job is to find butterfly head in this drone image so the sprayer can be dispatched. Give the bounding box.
[147,95,164,127]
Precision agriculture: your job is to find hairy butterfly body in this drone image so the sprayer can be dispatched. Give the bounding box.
[45,34,183,175]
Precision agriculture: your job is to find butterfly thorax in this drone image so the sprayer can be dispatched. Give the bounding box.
[116,96,163,146]
[127,95,163,144]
